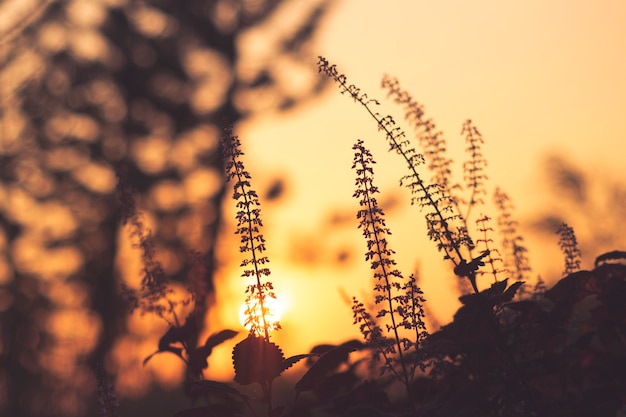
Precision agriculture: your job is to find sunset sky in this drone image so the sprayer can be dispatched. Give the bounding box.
[5,1,626,412]
[204,0,626,379]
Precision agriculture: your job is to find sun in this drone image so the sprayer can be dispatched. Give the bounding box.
[238,295,287,335]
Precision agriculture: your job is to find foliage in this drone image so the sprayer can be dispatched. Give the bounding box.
[119,58,625,417]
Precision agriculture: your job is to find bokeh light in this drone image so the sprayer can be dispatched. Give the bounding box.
[1,1,625,416]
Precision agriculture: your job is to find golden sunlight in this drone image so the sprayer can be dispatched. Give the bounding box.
[238,294,287,336]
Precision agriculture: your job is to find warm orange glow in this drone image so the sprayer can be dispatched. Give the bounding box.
[72,162,117,194]
[238,293,287,336]
[131,136,171,174]
[1,0,624,407]
[128,5,177,38]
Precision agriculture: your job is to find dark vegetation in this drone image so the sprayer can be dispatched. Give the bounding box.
[113,59,625,417]
[1,2,625,417]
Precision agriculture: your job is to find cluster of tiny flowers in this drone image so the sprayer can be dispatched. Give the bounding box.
[352,140,428,385]
[222,127,279,339]
[557,223,582,276]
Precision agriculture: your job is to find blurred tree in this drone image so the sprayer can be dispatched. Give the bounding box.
[0,0,331,415]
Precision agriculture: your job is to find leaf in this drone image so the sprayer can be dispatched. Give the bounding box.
[595,250,626,268]
[295,344,357,393]
[143,344,184,367]
[281,354,314,373]
[144,316,199,366]
[159,316,197,351]
[458,279,510,307]
[501,281,525,303]
[205,329,239,350]
[306,340,365,365]
[308,343,336,359]
[486,278,509,297]
[232,334,285,385]
[454,250,490,277]
[188,329,239,375]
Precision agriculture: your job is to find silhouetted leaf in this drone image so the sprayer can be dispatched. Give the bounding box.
[205,329,239,349]
[143,316,199,366]
[454,250,490,277]
[501,281,525,302]
[308,343,336,359]
[306,339,365,365]
[188,346,211,376]
[159,317,197,351]
[188,329,240,375]
[594,250,626,268]
[232,334,285,385]
[282,354,314,373]
[295,344,357,393]
[486,278,509,296]
[458,278,514,308]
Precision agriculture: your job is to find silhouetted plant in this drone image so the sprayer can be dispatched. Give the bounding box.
[318,57,486,295]
[117,169,176,318]
[351,139,429,401]
[381,75,455,195]
[223,125,281,415]
[115,167,251,417]
[494,187,532,285]
[222,126,312,417]
[381,78,490,249]
[223,126,280,341]
[118,168,240,381]
[557,223,582,276]
[109,57,626,417]
[461,120,488,219]
[474,214,504,283]
[315,58,626,417]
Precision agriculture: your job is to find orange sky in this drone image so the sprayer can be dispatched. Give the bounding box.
[204,0,626,379]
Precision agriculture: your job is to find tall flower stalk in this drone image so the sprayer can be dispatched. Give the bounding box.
[352,140,428,400]
[557,223,582,276]
[318,57,488,294]
[222,126,279,341]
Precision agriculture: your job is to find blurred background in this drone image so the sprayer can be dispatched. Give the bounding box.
[1,0,625,416]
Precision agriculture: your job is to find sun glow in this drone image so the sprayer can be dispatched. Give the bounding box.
[238,295,286,336]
